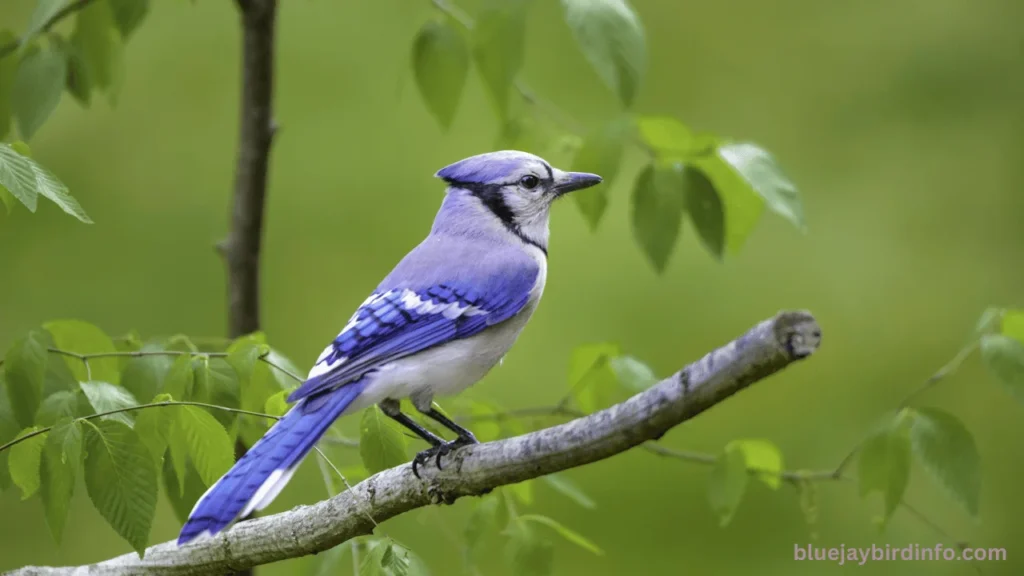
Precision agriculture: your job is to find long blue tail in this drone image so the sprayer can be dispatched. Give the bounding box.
[177,380,367,545]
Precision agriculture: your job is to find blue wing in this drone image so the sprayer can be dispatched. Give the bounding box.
[287,271,538,403]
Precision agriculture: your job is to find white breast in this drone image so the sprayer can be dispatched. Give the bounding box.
[346,245,547,413]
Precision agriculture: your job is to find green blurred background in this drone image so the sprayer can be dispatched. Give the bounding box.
[2,0,1023,574]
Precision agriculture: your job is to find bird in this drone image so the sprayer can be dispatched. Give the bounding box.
[177,150,602,545]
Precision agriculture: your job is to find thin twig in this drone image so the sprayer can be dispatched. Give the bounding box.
[0,400,281,454]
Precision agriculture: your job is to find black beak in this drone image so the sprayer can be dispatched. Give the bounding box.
[553,172,603,197]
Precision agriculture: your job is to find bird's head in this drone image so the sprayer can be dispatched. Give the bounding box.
[434,150,602,250]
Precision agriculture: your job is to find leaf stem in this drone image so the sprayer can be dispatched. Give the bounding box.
[0,400,280,454]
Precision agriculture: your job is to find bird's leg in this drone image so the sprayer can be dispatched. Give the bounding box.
[379,399,445,445]
[407,392,479,475]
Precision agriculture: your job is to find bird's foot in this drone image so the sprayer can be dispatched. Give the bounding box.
[412,435,478,479]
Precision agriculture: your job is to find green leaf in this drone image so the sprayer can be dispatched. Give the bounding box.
[226,337,274,414]
[980,334,1024,404]
[683,164,725,259]
[11,45,66,140]
[161,453,207,525]
[465,493,501,558]
[542,473,596,509]
[0,385,20,492]
[35,390,82,426]
[519,514,603,555]
[707,444,748,526]
[974,307,1003,336]
[631,162,685,273]
[4,328,49,428]
[109,0,150,39]
[608,355,657,393]
[22,1,70,45]
[504,519,554,576]
[568,343,620,413]
[40,418,81,542]
[412,17,469,130]
[45,320,118,382]
[265,346,303,390]
[162,354,194,403]
[857,414,911,522]
[1001,309,1024,344]
[134,394,173,464]
[189,355,211,403]
[207,358,241,429]
[264,389,290,418]
[79,381,138,427]
[359,406,408,474]
[636,116,692,157]
[0,30,18,140]
[70,0,125,105]
[907,407,981,517]
[561,0,646,107]
[689,151,763,254]
[83,419,157,556]
[0,143,91,221]
[473,0,529,120]
[8,426,46,499]
[171,405,233,487]
[571,117,630,230]
[120,345,173,406]
[729,439,783,489]
[718,143,804,232]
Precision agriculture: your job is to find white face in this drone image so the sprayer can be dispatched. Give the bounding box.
[499,157,560,239]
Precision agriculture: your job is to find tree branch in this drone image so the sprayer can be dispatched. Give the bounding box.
[10,310,822,576]
[220,0,278,339]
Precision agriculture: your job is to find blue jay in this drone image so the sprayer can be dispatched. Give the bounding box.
[178,150,602,544]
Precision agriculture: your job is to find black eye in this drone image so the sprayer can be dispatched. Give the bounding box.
[519,175,540,189]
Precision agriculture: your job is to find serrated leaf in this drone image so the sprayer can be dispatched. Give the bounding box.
[171,405,233,487]
[718,142,804,232]
[0,143,90,221]
[12,45,66,141]
[707,444,748,526]
[227,337,274,415]
[473,0,529,120]
[0,386,19,491]
[608,355,657,393]
[161,453,206,525]
[264,389,290,418]
[1001,309,1024,344]
[8,426,45,499]
[40,418,81,542]
[519,514,603,555]
[83,420,156,556]
[120,345,173,406]
[412,17,469,130]
[980,334,1024,404]
[360,406,407,474]
[907,407,980,517]
[858,415,911,521]
[683,164,725,259]
[207,358,241,430]
[134,394,173,464]
[561,0,646,107]
[70,0,125,105]
[22,1,70,45]
[568,343,620,413]
[79,381,138,426]
[45,320,118,382]
[729,439,783,489]
[631,162,685,273]
[35,390,80,427]
[636,116,692,157]
[0,30,18,140]
[109,0,150,39]
[571,117,629,230]
[4,328,49,429]
[542,473,596,509]
[504,520,554,576]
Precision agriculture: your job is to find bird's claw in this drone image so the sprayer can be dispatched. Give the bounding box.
[412,436,478,479]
